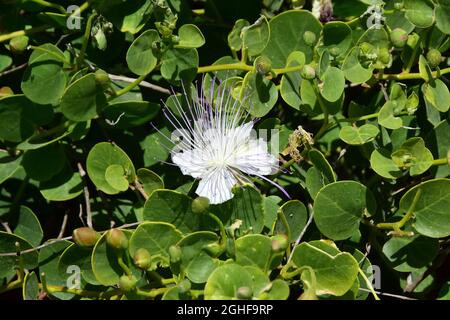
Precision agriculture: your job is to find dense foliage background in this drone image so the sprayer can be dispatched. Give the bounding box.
[0,0,449,300]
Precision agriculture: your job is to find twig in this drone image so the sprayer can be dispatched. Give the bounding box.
[358,288,417,300]
[0,218,12,233]
[287,204,315,263]
[108,74,171,95]
[131,180,149,201]
[0,63,28,78]
[57,213,69,239]
[77,162,92,228]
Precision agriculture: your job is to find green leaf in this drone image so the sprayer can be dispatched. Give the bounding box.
[382,235,439,272]
[370,148,402,179]
[177,231,219,283]
[227,19,250,51]
[404,0,435,28]
[0,54,12,72]
[129,222,182,270]
[306,167,328,200]
[308,149,336,183]
[275,200,308,242]
[399,178,450,238]
[161,48,198,83]
[241,71,278,117]
[22,271,39,300]
[291,240,359,296]
[126,30,160,76]
[39,166,84,201]
[262,10,322,68]
[391,137,434,176]
[86,142,136,195]
[91,230,139,286]
[422,79,450,112]
[0,232,38,279]
[58,243,99,285]
[21,44,67,105]
[61,73,107,122]
[339,124,379,145]
[235,234,279,271]
[176,24,205,49]
[342,47,373,84]
[143,190,202,234]
[0,150,21,184]
[378,101,403,129]
[320,21,352,59]
[211,184,265,236]
[280,51,305,110]
[418,55,433,82]
[320,67,345,102]
[136,168,164,196]
[263,195,281,230]
[313,181,376,240]
[104,164,129,192]
[435,0,450,34]
[141,126,172,167]
[22,144,66,182]
[13,206,43,247]
[242,15,270,56]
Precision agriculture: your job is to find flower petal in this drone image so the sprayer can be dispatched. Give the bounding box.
[171,149,209,178]
[196,168,237,204]
[231,138,279,176]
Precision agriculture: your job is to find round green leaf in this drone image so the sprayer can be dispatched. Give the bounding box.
[262,10,322,68]
[280,51,305,110]
[291,240,359,296]
[320,67,345,102]
[39,166,84,201]
[105,164,129,192]
[228,19,250,51]
[136,168,164,196]
[0,54,12,72]
[399,178,450,238]
[404,0,435,28]
[58,243,99,286]
[235,234,277,271]
[314,181,377,240]
[204,263,253,300]
[0,232,38,279]
[378,101,403,129]
[61,73,107,122]
[391,137,434,176]
[21,44,67,105]
[275,200,308,242]
[86,142,136,195]
[129,222,182,270]
[22,144,66,182]
[339,124,379,145]
[126,29,160,75]
[308,149,337,183]
[342,47,373,84]
[241,71,278,117]
[435,0,450,34]
[242,15,270,56]
[102,101,160,129]
[370,148,402,179]
[161,48,198,83]
[13,206,43,247]
[22,271,39,300]
[176,24,205,49]
[382,235,439,272]
[321,21,352,58]
[0,150,21,184]
[422,79,450,112]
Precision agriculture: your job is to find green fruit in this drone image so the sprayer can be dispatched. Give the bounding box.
[390,28,408,48]
[426,49,442,68]
[329,46,341,57]
[177,279,191,294]
[9,36,29,54]
[72,227,99,248]
[236,286,253,299]
[94,69,110,86]
[168,245,182,263]
[203,242,224,257]
[254,55,272,75]
[191,196,210,214]
[106,229,128,250]
[271,234,289,253]
[301,65,316,79]
[394,2,404,10]
[303,31,317,46]
[134,248,152,270]
[119,275,138,292]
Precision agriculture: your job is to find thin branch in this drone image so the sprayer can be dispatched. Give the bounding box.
[0,218,12,233]
[287,204,315,263]
[358,288,417,300]
[131,180,149,201]
[108,74,171,95]
[0,63,28,78]
[57,213,69,239]
[77,162,92,228]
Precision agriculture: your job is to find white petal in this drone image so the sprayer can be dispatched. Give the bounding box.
[231,138,279,176]
[196,168,237,204]
[171,148,209,178]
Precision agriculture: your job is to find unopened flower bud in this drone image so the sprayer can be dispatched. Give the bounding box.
[301,65,316,79]
[426,49,442,68]
[203,242,224,257]
[254,55,272,75]
[394,2,404,10]
[271,234,289,253]
[378,47,391,64]
[390,28,408,48]
[329,46,341,57]
[72,227,99,248]
[169,245,182,263]
[0,87,13,97]
[236,286,253,299]
[94,69,110,86]
[303,31,317,46]
[177,279,191,294]
[119,275,138,292]
[9,36,29,54]
[106,229,128,250]
[134,248,152,270]
[191,196,210,214]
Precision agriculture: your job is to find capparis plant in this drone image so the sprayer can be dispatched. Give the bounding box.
[0,0,449,301]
